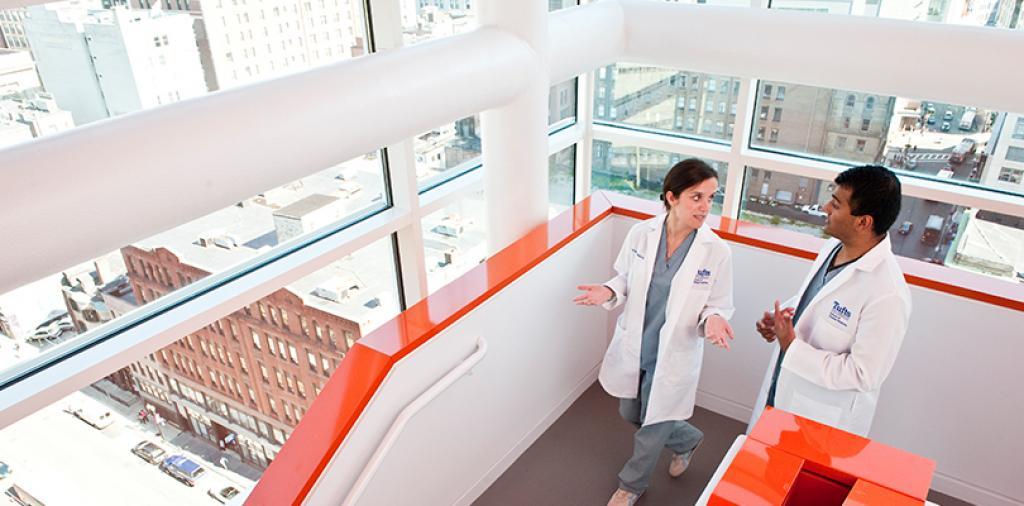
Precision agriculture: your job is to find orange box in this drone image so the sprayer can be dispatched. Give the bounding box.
[710,407,935,506]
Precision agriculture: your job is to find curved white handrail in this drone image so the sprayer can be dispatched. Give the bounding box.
[340,338,489,506]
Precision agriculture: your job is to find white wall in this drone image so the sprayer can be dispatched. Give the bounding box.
[305,219,618,505]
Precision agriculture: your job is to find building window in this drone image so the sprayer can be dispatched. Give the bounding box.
[260,363,269,382]
[769,128,779,143]
[762,84,773,98]
[842,117,851,129]
[1012,118,1024,140]
[776,86,786,101]
[998,167,1024,183]
[836,136,847,149]
[861,119,870,131]
[688,97,696,111]
[756,126,765,140]
[288,344,298,363]
[307,350,317,371]
[1006,146,1024,163]
[865,96,875,109]
[268,395,277,414]
[845,94,856,107]
[772,108,782,122]
[856,139,867,152]
[705,101,714,113]
[239,356,248,373]
[759,105,769,120]
[275,369,284,388]
[250,329,261,349]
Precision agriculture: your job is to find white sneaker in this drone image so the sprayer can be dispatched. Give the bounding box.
[607,488,640,506]
[669,439,702,478]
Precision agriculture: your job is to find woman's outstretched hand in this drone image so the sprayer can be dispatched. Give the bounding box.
[705,315,735,350]
[573,284,613,306]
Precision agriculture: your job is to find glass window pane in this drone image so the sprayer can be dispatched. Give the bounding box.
[0,236,400,501]
[750,81,1024,196]
[740,166,1024,283]
[422,190,487,294]
[0,0,366,141]
[414,116,482,189]
[401,0,475,45]
[591,140,728,215]
[1,152,387,378]
[594,64,739,143]
[549,78,577,127]
[549,144,576,217]
[772,0,1023,28]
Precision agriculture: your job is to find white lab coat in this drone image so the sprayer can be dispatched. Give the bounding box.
[749,236,912,437]
[598,216,734,426]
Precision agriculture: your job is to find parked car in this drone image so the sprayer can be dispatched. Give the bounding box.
[160,455,206,487]
[926,115,936,125]
[208,485,243,503]
[131,441,168,465]
[66,405,113,429]
[0,461,10,479]
[943,110,954,121]
[897,221,913,235]
[941,121,951,132]
[800,204,827,218]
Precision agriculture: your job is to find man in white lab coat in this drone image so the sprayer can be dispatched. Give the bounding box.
[750,165,912,437]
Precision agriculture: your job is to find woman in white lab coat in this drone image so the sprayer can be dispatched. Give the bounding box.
[574,159,735,506]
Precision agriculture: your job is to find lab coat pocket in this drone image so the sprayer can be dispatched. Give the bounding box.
[665,350,698,385]
[789,390,844,428]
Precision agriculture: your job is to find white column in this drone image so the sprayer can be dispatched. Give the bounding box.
[575,70,595,203]
[722,77,755,220]
[479,0,550,254]
[368,0,430,305]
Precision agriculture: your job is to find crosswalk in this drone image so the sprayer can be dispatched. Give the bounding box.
[907,152,950,161]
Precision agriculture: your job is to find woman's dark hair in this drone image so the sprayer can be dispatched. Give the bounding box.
[661,158,718,210]
[834,165,902,236]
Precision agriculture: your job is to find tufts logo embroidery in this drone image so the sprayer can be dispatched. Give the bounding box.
[693,268,712,285]
[829,301,852,327]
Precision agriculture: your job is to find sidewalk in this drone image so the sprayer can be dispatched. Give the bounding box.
[85,380,263,482]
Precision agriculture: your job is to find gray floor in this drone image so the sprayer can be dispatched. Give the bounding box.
[475,383,974,506]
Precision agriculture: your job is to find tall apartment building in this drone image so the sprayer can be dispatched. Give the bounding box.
[22,2,207,125]
[121,195,394,468]
[592,64,741,184]
[981,112,1024,192]
[133,0,366,91]
[0,8,29,50]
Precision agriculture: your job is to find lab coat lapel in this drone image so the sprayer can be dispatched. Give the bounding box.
[795,236,890,324]
[664,224,712,335]
[639,216,662,298]
[789,239,838,310]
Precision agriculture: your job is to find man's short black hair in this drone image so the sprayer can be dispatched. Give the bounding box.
[835,165,902,236]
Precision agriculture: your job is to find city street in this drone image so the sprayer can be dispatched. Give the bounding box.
[744,197,958,264]
[0,390,253,505]
[886,101,989,184]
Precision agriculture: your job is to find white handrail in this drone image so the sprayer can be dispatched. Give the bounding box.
[340,338,489,506]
